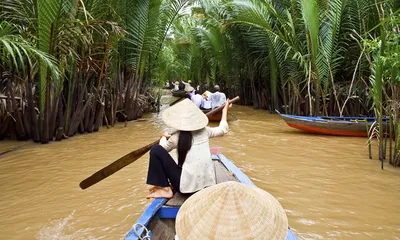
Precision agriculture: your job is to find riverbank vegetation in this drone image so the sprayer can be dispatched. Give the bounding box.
[1,0,399,166]
[0,0,186,143]
[157,0,399,166]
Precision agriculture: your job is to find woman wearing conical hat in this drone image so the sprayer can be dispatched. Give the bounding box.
[146,98,231,199]
[175,181,290,240]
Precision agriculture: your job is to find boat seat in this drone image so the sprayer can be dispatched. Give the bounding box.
[165,192,191,206]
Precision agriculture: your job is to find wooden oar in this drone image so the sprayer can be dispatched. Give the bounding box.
[79,96,240,189]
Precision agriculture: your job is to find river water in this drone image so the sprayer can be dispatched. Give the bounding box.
[1,97,400,240]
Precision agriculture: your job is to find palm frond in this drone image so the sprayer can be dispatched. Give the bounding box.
[0,21,59,78]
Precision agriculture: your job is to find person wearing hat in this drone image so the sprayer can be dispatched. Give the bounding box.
[181,80,192,90]
[171,81,180,91]
[145,99,231,199]
[184,86,195,99]
[175,181,290,240]
[200,90,213,110]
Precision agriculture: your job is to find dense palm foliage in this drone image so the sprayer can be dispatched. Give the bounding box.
[158,0,399,165]
[0,0,188,143]
[161,0,386,114]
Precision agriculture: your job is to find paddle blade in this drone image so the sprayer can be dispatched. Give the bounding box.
[79,140,159,189]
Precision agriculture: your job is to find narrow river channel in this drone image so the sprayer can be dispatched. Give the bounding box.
[1,98,399,239]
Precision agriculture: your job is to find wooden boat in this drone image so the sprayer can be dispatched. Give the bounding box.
[125,152,298,240]
[171,90,187,98]
[202,109,223,122]
[277,111,389,137]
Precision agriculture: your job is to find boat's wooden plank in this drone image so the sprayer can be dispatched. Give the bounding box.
[125,198,167,240]
[160,219,176,233]
[147,218,176,240]
[214,160,237,183]
[218,154,254,186]
[165,192,189,206]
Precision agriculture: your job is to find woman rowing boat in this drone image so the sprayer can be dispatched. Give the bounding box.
[145,98,231,199]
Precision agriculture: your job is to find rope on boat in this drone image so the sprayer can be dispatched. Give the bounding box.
[133,223,151,240]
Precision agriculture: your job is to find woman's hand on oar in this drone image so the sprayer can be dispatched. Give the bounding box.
[79,96,240,190]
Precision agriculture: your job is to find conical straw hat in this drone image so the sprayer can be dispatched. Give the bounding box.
[162,99,208,131]
[176,181,288,240]
[184,86,194,92]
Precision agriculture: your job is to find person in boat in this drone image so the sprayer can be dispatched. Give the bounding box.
[162,82,170,89]
[185,86,195,99]
[175,181,289,240]
[209,85,226,109]
[171,81,180,91]
[181,80,192,89]
[190,91,203,108]
[145,98,231,199]
[200,90,212,110]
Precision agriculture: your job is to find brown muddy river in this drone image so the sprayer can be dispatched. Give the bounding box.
[1,96,400,240]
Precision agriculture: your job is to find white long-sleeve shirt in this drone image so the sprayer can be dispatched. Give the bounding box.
[209,91,226,108]
[172,83,179,91]
[159,121,229,193]
[191,94,203,108]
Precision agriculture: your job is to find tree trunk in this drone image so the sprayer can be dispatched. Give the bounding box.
[9,81,26,140]
[67,73,91,136]
[94,79,107,131]
[49,94,60,140]
[41,73,51,143]
[22,103,31,139]
[87,90,96,133]
[0,117,11,140]
[27,65,40,142]
[55,96,65,141]
[68,94,94,136]
[64,69,78,135]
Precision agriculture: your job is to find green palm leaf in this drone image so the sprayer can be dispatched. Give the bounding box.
[0,21,59,76]
[300,0,319,60]
[36,0,62,118]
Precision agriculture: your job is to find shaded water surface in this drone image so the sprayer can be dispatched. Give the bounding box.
[1,100,400,239]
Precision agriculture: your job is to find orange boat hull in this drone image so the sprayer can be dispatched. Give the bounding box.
[287,122,368,137]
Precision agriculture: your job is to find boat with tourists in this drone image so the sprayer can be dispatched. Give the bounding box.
[202,109,224,122]
[125,152,297,240]
[169,97,227,122]
[277,111,389,137]
[171,90,187,98]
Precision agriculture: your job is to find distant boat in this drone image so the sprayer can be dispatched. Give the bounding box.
[125,152,297,240]
[276,111,389,137]
[169,98,227,122]
[171,90,187,98]
[202,109,224,122]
